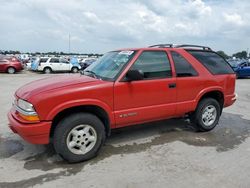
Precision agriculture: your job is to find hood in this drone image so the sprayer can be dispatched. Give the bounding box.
[16,74,99,99]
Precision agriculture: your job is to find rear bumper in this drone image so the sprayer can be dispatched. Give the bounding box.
[224,93,237,107]
[8,110,51,144]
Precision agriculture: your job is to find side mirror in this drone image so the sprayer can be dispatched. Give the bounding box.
[126,69,144,81]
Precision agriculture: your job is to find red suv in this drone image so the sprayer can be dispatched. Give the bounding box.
[8,44,237,162]
[0,55,23,74]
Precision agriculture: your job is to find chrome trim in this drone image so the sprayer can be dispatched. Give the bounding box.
[14,103,38,116]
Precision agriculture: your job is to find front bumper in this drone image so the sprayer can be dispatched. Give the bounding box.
[8,108,51,144]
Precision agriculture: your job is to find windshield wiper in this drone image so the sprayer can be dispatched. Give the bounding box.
[83,70,100,79]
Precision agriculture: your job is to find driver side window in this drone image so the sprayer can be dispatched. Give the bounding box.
[130,51,172,79]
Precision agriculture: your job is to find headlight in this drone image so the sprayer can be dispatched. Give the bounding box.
[15,99,39,121]
[17,99,35,112]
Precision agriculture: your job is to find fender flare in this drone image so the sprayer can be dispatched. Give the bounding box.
[46,99,115,125]
[194,86,224,108]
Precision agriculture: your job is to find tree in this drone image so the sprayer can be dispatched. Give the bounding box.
[217,51,229,59]
[232,51,247,59]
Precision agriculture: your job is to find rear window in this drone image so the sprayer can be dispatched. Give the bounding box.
[50,58,60,63]
[187,50,234,75]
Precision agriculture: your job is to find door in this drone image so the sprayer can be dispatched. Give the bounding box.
[50,58,62,71]
[238,62,250,76]
[246,63,250,76]
[114,50,177,127]
[60,59,71,71]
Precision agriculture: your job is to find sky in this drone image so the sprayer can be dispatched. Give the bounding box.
[0,0,249,55]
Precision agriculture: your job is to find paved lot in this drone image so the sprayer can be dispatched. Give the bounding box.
[0,71,250,188]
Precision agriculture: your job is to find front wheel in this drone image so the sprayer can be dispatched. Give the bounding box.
[71,67,79,73]
[53,113,106,163]
[191,98,221,132]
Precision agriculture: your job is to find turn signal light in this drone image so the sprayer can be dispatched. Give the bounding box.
[19,113,40,121]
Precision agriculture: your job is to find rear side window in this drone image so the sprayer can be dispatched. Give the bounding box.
[40,58,48,63]
[171,51,198,77]
[188,50,234,74]
[50,58,59,63]
[130,51,172,79]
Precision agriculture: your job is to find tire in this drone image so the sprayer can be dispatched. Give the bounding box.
[71,67,79,73]
[53,113,106,163]
[191,98,221,132]
[7,67,16,74]
[43,67,52,74]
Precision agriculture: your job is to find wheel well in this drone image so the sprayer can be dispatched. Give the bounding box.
[199,91,224,113]
[6,66,16,72]
[71,66,79,70]
[50,105,110,139]
[43,67,52,71]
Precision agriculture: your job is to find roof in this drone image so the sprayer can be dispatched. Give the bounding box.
[116,44,213,52]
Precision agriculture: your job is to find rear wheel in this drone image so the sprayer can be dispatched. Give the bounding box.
[191,98,220,132]
[43,67,52,74]
[53,113,106,163]
[7,67,16,74]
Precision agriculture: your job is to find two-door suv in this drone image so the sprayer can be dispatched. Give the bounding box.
[8,44,237,163]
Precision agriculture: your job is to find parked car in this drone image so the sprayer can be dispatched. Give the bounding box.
[36,57,81,73]
[79,58,96,70]
[0,55,23,74]
[233,61,250,78]
[8,44,236,163]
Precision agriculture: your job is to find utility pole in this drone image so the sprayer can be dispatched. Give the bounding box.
[68,34,71,54]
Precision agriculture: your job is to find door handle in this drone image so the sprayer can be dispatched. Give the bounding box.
[168,83,176,88]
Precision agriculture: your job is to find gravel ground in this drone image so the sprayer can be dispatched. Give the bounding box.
[0,71,250,188]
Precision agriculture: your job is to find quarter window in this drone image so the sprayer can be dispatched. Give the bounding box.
[171,51,198,77]
[187,50,234,75]
[130,51,172,79]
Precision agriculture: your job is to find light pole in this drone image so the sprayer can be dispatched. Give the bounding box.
[68,34,71,54]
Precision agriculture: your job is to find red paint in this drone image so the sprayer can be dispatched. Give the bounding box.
[8,47,236,144]
[0,57,23,73]
[8,109,51,144]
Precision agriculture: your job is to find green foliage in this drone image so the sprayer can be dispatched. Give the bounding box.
[232,51,247,59]
[217,51,229,59]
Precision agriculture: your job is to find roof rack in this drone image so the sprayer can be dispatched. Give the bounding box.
[148,44,174,48]
[148,44,212,51]
[175,44,212,51]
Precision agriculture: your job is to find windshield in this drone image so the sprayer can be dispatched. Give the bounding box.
[228,61,240,68]
[84,50,136,81]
